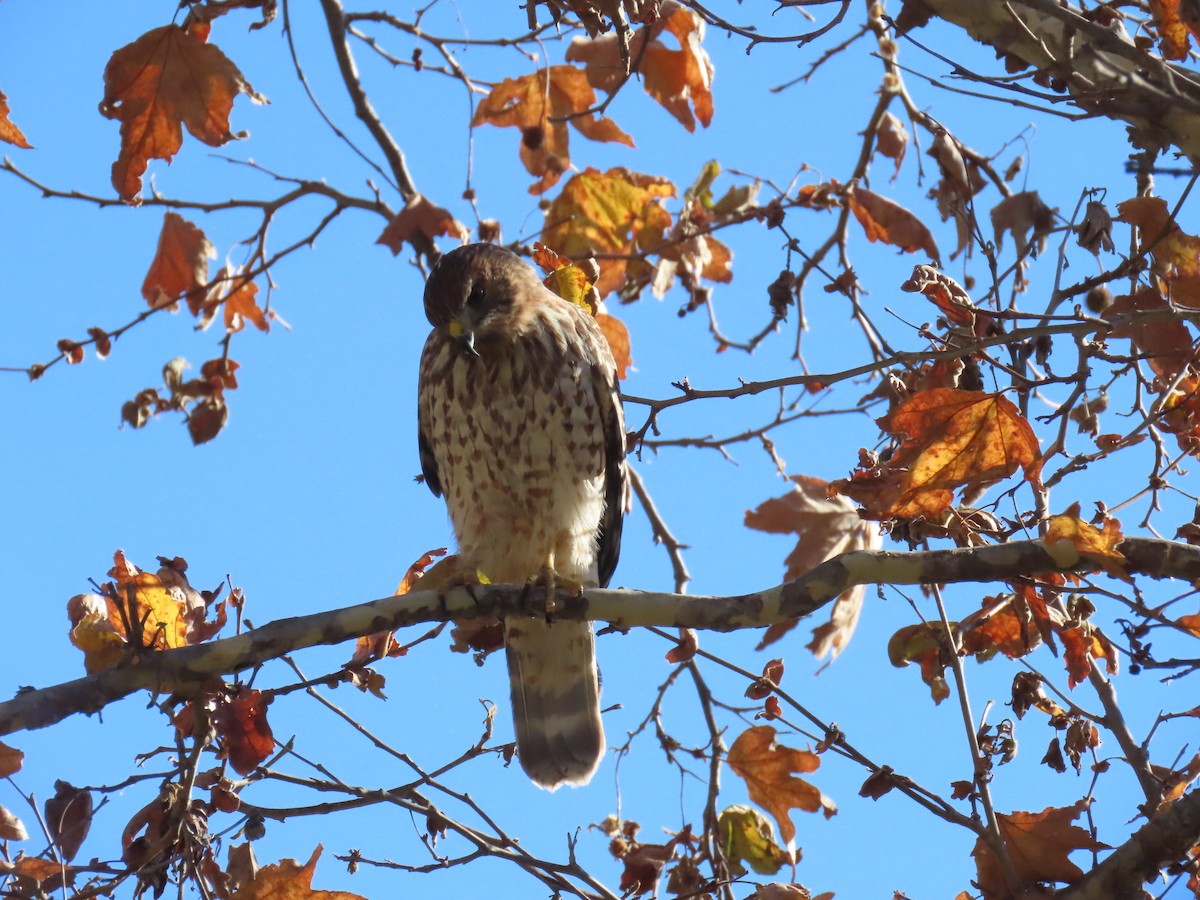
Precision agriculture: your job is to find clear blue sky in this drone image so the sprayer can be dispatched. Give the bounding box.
[2,2,1197,898]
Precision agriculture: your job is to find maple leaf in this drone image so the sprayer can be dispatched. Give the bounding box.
[0,90,32,148]
[141,212,215,312]
[376,194,470,255]
[848,186,940,263]
[541,167,676,296]
[972,800,1108,899]
[831,389,1042,520]
[1043,504,1129,581]
[1117,196,1200,279]
[231,845,366,900]
[567,1,714,132]
[214,687,275,775]
[1149,0,1200,60]
[100,25,266,203]
[218,275,271,334]
[727,725,836,849]
[472,66,633,195]
[745,475,881,656]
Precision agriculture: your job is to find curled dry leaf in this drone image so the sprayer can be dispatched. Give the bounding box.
[727,725,836,849]
[991,191,1057,257]
[214,687,275,776]
[745,475,880,657]
[45,781,93,862]
[233,845,367,900]
[100,24,266,202]
[1149,0,1200,60]
[847,186,940,263]
[472,66,634,195]
[377,194,470,255]
[0,740,23,778]
[874,111,908,179]
[0,805,28,842]
[717,805,789,876]
[0,90,32,148]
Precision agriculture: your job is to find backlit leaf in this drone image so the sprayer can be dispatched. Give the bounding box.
[848,186,940,263]
[377,195,470,255]
[0,90,32,148]
[100,25,266,202]
[971,801,1107,898]
[215,687,275,776]
[141,212,215,312]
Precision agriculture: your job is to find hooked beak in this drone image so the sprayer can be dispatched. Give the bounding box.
[447,316,479,357]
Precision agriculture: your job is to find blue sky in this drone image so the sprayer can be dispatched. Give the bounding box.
[2,2,1198,898]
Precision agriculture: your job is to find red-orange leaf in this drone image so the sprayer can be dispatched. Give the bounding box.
[848,186,940,263]
[1044,504,1129,581]
[831,389,1042,520]
[972,801,1107,898]
[0,90,32,148]
[100,24,266,202]
[1149,0,1200,60]
[472,66,633,195]
[141,212,214,312]
[727,725,836,848]
[232,845,367,900]
[215,687,274,776]
[377,195,470,255]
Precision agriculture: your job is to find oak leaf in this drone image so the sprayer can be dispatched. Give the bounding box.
[541,167,676,297]
[377,195,469,255]
[727,725,836,849]
[230,845,366,900]
[832,389,1042,520]
[0,90,32,148]
[141,212,215,312]
[745,475,880,656]
[100,25,266,202]
[848,186,940,263]
[472,66,633,195]
[971,801,1107,899]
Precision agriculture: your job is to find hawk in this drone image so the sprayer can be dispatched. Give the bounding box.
[417,243,627,789]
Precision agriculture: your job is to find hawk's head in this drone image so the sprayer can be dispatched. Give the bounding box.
[423,243,545,356]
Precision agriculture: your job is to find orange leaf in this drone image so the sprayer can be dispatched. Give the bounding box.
[831,389,1042,520]
[972,801,1107,898]
[1044,504,1129,581]
[745,475,880,657]
[141,212,215,312]
[1106,288,1196,383]
[232,845,367,900]
[0,90,32,149]
[1149,0,1200,60]
[1059,624,1118,689]
[961,597,1042,662]
[567,2,714,133]
[596,313,633,380]
[377,194,470,255]
[727,725,836,848]
[1117,196,1200,278]
[222,278,270,334]
[100,24,266,202]
[848,186,940,263]
[472,66,633,195]
[0,741,23,779]
[215,687,275,776]
[541,167,676,296]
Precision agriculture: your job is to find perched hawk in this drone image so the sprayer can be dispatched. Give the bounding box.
[417,243,627,789]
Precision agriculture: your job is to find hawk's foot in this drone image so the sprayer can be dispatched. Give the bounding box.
[524,565,583,616]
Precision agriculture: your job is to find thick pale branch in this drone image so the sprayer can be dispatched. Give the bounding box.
[2,538,1196,737]
[919,0,1200,157]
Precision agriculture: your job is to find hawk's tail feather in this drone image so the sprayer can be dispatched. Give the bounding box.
[505,616,604,790]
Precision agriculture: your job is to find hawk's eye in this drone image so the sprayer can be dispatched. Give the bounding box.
[467,283,486,307]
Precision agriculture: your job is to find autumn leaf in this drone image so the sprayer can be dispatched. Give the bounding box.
[215,687,275,776]
[0,742,22,779]
[1060,624,1119,689]
[874,111,908,179]
[377,194,470,255]
[0,90,32,148]
[1044,505,1129,581]
[727,725,836,848]
[218,274,271,334]
[597,313,633,379]
[960,596,1043,663]
[100,24,266,202]
[45,781,92,862]
[541,167,676,297]
[991,191,1056,257]
[1149,0,1200,60]
[717,805,789,876]
[745,475,880,656]
[472,66,633,195]
[900,264,993,334]
[831,389,1042,520]
[141,212,215,312]
[887,621,953,703]
[1117,196,1200,278]
[0,805,28,842]
[567,1,714,132]
[972,800,1107,899]
[230,845,366,900]
[349,548,448,666]
[67,551,226,674]
[848,186,940,263]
